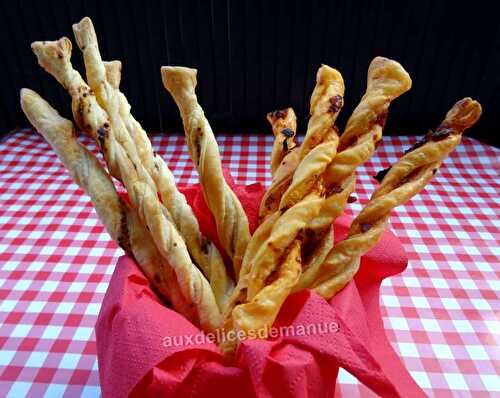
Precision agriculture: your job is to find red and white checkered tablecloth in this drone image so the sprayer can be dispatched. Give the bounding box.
[0,129,498,397]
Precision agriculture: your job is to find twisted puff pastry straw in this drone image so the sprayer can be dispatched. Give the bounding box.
[32,30,228,313]
[268,108,297,177]
[279,65,345,211]
[220,66,345,353]
[259,110,300,223]
[72,17,154,177]
[259,64,344,223]
[30,38,155,192]
[90,60,234,310]
[245,65,344,300]
[221,212,281,320]
[161,66,251,279]
[298,57,412,290]
[20,88,198,324]
[114,145,222,332]
[220,240,302,357]
[311,98,482,299]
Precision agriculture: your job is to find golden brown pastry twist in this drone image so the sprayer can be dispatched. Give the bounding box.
[20,88,198,324]
[220,240,301,358]
[72,17,155,176]
[98,55,234,311]
[115,146,222,332]
[161,66,251,279]
[243,65,344,301]
[311,98,482,299]
[279,65,344,211]
[258,109,298,223]
[268,108,297,176]
[298,57,412,289]
[34,20,232,310]
[259,109,299,223]
[323,57,412,187]
[219,66,345,356]
[30,38,155,191]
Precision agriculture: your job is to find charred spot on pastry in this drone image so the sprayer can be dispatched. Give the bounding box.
[200,238,209,254]
[373,166,391,183]
[173,242,178,247]
[404,138,426,154]
[398,167,422,187]
[429,129,451,142]
[270,109,287,119]
[77,100,84,122]
[104,122,109,128]
[432,169,438,175]
[266,268,280,284]
[193,137,201,165]
[118,207,131,252]
[326,185,343,196]
[81,45,86,50]
[347,195,357,203]
[328,95,343,113]
[300,229,319,261]
[342,135,358,149]
[360,223,371,232]
[97,127,108,150]
[267,242,280,253]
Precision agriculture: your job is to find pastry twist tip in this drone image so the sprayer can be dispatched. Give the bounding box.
[31,38,72,84]
[20,88,72,135]
[442,97,482,129]
[266,107,296,128]
[367,56,412,94]
[317,64,344,86]
[161,66,198,93]
[72,16,96,50]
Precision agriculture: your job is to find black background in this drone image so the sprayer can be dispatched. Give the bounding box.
[2,0,499,146]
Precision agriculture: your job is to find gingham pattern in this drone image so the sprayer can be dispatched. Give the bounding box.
[0,129,498,397]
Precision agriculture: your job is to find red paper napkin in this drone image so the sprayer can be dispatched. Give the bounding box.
[96,172,426,397]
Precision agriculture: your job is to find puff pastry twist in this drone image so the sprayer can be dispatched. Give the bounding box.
[298,57,412,289]
[73,18,232,308]
[221,66,345,355]
[162,66,251,279]
[259,109,299,223]
[312,98,482,299]
[279,65,345,211]
[20,89,198,324]
[268,108,297,177]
